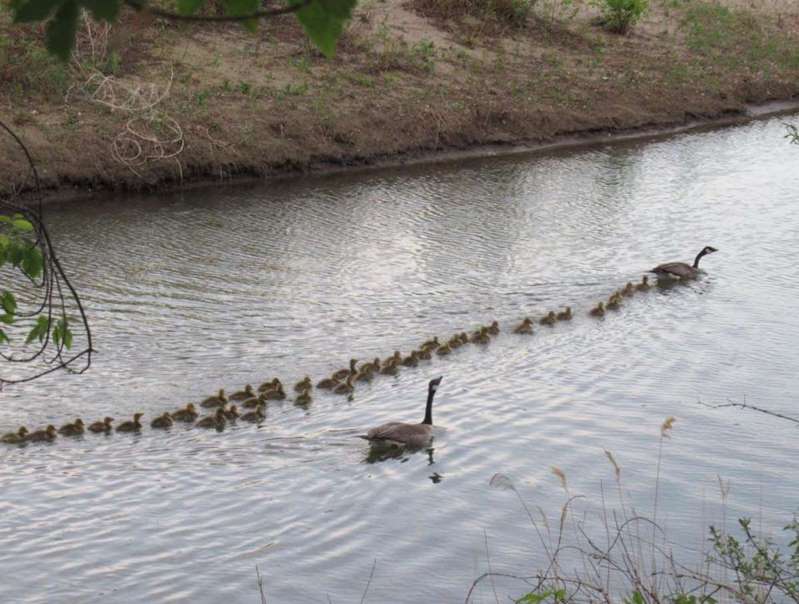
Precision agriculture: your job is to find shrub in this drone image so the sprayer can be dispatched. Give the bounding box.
[594,0,648,34]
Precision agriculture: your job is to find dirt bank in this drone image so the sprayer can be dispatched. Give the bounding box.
[1,0,798,199]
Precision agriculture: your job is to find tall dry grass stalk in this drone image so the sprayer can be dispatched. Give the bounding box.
[468,416,771,603]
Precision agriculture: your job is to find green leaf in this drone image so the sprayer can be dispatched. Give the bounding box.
[0,329,8,345]
[26,316,50,344]
[11,218,34,233]
[81,0,121,21]
[223,0,259,15]
[21,247,44,280]
[0,314,14,325]
[177,0,204,14]
[11,0,64,23]
[1,291,17,315]
[0,215,11,223]
[45,0,79,62]
[292,0,356,58]
[0,233,9,250]
[63,325,73,349]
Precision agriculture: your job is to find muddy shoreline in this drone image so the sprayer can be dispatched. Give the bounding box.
[14,98,798,207]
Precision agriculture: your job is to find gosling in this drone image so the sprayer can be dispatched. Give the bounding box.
[1,426,28,444]
[540,311,557,326]
[27,425,57,442]
[589,302,605,317]
[88,417,114,433]
[513,318,534,335]
[151,413,174,429]
[556,307,572,321]
[116,413,144,433]
[58,419,85,437]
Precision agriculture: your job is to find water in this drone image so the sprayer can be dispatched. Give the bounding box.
[1,116,798,603]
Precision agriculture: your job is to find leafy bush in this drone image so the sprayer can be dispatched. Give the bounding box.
[594,0,648,34]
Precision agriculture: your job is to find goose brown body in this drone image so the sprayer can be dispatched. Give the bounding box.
[651,246,718,279]
[361,376,443,448]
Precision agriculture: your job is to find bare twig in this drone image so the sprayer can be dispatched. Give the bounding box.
[255,565,267,604]
[698,398,799,425]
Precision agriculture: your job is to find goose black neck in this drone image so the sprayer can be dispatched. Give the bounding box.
[693,249,707,268]
[422,387,436,425]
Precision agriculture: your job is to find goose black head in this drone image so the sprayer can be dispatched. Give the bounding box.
[703,246,718,254]
[429,376,443,393]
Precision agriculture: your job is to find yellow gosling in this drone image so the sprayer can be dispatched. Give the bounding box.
[151,413,174,429]
[27,425,57,442]
[514,318,534,335]
[1,426,28,444]
[171,404,198,422]
[116,413,144,433]
[88,417,114,433]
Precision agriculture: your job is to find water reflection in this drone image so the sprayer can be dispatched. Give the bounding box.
[1,116,798,603]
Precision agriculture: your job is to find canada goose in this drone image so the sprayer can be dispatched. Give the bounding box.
[171,404,198,422]
[230,385,255,401]
[316,376,339,389]
[332,359,358,381]
[487,321,500,335]
[333,375,354,396]
[607,292,622,310]
[151,413,174,429]
[196,408,226,430]
[116,413,144,433]
[88,417,114,433]
[58,419,85,436]
[360,376,443,448]
[401,351,420,367]
[589,302,605,317]
[621,282,635,297]
[240,405,265,422]
[201,389,228,408]
[262,385,286,400]
[556,307,572,321]
[1,426,28,444]
[514,318,534,334]
[258,378,282,393]
[436,343,451,356]
[651,246,718,279]
[27,425,57,442]
[223,405,240,420]
[635,275,651,291]
[294,377,312,393]
[294,392,312,408]
[540,311,557,326]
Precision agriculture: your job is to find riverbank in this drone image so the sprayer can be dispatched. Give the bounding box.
[1,0,798,198]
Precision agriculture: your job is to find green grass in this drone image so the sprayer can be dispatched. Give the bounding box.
[684,2,799,72]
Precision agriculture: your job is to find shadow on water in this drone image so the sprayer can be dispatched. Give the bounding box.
[363,443,437,466]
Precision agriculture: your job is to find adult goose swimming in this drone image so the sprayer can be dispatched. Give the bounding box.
[360,376,443,448]
[651,246,718,279]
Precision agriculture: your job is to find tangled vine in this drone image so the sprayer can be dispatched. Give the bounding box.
[0,119,93,387]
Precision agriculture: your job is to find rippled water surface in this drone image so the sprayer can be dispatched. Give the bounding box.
[2,116,799,603]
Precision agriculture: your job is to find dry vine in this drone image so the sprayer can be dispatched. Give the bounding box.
[66,26,184,181]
